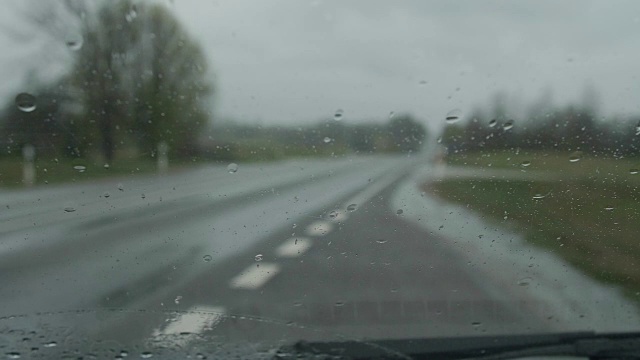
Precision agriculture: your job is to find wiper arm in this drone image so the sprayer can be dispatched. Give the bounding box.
[274,331,640,360]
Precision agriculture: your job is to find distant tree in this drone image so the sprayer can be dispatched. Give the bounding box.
[126,4,212,157]
[387,114,427,153]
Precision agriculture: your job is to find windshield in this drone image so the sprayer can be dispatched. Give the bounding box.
[1,0,640,358]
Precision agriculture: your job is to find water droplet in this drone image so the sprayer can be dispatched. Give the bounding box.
[15,93,36,112]
[63,207,76,213]
[73,165,86,172]
[418,80,428,86]
[520,161,531,167]
[630,169,639,175]
[43,341,57,348]
[376,239,388,244]
[227,163,238,173]
[120,350,129,357]
[569,152,582,163]
[117,183,124,191]
[125,5,138,22]
[333,109,343,121]
[605,206,614,211]
[388,111,395,119]
[103,163,110,169]
[203,255,212,262]
[103,192,110,198]
[323,137,332,143]
[636,121,640,135]
[141,193,146,199]
[293,301,303,307]
[445,109,462,124]
[334,301,345,307]
[328,210,338,219]
[396,209,403,215]
[6,352,21,359]
[174,296,182,305]
[517,277,532,286]
[532,193,547,200]
[346,204,357,212]
[488,119,497,127]
[140,352,153,359]
[503,120,514,130]
[471,321,482,328]
[254,254,263,262]
[64,33,83,51]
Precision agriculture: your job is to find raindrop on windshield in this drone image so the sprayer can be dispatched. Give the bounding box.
[503,120,514,130]
[346,204,357,212]
[445,109,462,124]
[569,152,582,163]
[396,209,403,215]
[517,277,532,286]
[73,165,86,172]
[254,254,263,262]
[488,119,497,127]
[203,255,212,262]
[227,163,238,173]
[323,137,332,143]
[43,341,57,348]
[63,207,76,213]
[388,111,395,119]
[376,239,388,244]
[521,160,531,167]
[636,121,640,135]
[174,296,182,305]
[328,210,338,219]
[418,80,428,86]
[333,109,343,121]
[630,169,639,175]
[15,93,36,112]
[141,193,146,199]
[103,192,110,198]
[103,163,110,169]
[140,352,153,359]
[117,183,124,191]
[65,33,83,51]
[5,352,21,359]
[334,301,345,307]
[532,193,547,200]
[605,206,614,211]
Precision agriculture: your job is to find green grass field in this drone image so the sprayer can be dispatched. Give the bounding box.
[431,150,640,298]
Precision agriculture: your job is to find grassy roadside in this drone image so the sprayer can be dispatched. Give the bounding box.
[429,151,640,298]
[0,157,201,188]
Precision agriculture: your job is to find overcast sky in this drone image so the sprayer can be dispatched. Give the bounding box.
[3,0,640,132]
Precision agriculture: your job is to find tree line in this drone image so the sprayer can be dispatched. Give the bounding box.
[0,0,212,163]
[198,114,428,162]
[440,90,640,157]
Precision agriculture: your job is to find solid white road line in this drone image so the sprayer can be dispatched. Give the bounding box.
[306,220,333,236]
[276,237,312,257]
[153,306,226,339]
[229,263,281,289]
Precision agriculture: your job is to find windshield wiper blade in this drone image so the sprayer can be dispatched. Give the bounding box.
[274,331,640,360]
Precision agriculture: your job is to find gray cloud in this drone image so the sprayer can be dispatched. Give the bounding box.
[2,0,640,132]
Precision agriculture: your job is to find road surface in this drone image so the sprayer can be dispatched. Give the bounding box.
[0,155,638,355]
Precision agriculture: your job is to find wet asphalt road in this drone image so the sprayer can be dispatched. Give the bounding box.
[0,155,614,351]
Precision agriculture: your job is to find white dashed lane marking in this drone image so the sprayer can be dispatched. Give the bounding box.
[327,209,348,222]
[276,237,312,258]
[229,263,280,289]
[152,306,226,344]
[306,220,333,236]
